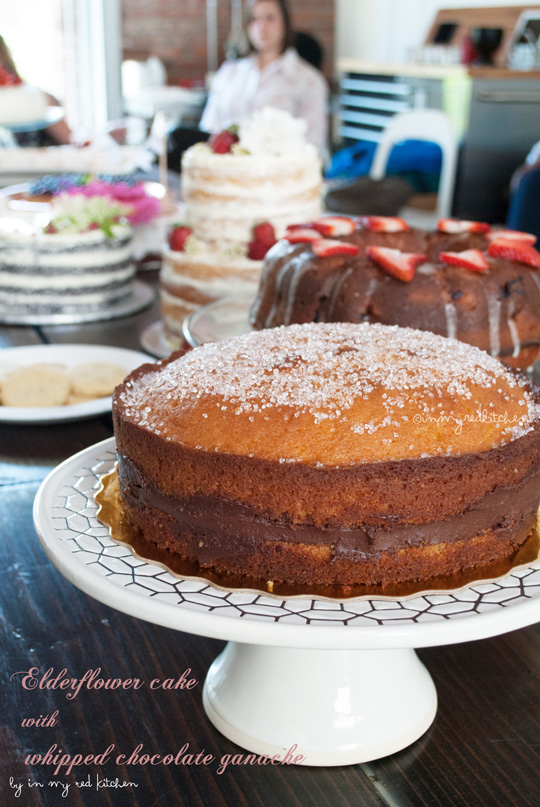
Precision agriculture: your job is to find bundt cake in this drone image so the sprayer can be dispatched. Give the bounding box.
[249,216,540,369]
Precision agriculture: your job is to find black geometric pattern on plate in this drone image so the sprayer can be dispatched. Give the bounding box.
[50,448,540,628]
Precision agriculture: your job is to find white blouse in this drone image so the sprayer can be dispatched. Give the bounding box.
[199,48,328,156]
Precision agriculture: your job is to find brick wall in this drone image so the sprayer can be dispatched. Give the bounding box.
[121,0,335,84]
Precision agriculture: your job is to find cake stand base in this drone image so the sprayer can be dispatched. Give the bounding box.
[203,642,437,766]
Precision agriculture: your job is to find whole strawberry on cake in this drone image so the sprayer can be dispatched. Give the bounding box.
[160,107,323,346]
[250,214,540,369]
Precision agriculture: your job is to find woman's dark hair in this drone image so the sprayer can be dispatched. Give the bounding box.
[295,31,323,70]
[244,0,295,54]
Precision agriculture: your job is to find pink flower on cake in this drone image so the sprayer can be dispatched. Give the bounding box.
[66,180,162,226]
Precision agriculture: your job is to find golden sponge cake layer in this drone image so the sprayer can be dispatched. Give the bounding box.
[116,323,536,466]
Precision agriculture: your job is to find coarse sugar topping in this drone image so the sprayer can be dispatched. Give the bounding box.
[118,322,540,464]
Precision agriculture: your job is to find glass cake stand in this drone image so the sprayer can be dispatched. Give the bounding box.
[140,320,178,359]
[183,297,252,347]
[34,438,540,766]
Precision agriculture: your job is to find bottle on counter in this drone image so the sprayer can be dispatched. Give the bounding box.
[460,33,478,65]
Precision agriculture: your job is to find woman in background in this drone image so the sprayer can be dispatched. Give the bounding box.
[200,0,328,156]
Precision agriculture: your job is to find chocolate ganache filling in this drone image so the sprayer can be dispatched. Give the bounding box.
[117,454,540,565]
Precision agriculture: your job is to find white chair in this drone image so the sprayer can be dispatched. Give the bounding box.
[369,109,458,222]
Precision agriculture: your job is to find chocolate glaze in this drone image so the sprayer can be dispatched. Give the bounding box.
[249,227,540,364]
[117,453,540,565]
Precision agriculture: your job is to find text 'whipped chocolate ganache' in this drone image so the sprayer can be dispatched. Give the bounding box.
[113,322,540,589]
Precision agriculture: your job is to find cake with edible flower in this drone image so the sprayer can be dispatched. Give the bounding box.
[160,107,322,345]
[249,215,540,369]
[0,193,136,319]
[1,173,171,268]
[113,321,540,590]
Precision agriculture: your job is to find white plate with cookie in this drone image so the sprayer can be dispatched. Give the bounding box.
[0,344,153,424]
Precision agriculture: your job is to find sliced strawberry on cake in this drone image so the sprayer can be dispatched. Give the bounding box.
[487,229,537,244]
[358,216,409,233]
[437,218,491,234]
[440,249,489,273]
[366,246,427,282]
[312,239,359,257]
[309,216,355,237]
[285,228,321,243]
[487,238,540,268]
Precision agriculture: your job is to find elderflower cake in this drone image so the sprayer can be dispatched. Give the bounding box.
[113,322,540,589]
[160,107,322,345]
[0,194,135,319]
[250,215,540,369]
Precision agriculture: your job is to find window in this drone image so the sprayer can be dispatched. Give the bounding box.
[3,0,122,134]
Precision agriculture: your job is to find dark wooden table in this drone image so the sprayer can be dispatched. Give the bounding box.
[1,275,540,807]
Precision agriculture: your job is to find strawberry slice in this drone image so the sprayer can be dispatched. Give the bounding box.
[440,249,489,273]
[487,238,540,268]
[252,221,276,247]
[309,216,355,237]
[487,229,537,244]
[168,225,192,252]
[312,239,359,257]
[208,128,239,154]
[284,228,321,243]
[366,246,426,282]
[286,222,316,231]
[358,215,409,233]
[437,218,491,234]
[247,240,273,260]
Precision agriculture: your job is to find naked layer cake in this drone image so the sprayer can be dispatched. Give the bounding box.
[160,108,322,344]
[113,322,540,589]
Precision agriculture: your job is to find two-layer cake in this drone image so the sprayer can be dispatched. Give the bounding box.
[113,322,540,590]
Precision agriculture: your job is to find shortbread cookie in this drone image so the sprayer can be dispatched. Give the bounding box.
[68,362,127,398]
[66,392,96,405]
[2,366,70,407]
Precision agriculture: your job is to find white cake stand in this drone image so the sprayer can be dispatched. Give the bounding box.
[34,438,540,766]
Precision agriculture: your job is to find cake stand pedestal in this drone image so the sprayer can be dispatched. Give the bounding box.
[203,644,436,765]
[34,438,540,766]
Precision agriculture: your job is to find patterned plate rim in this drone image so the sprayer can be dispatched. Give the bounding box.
[33,438,540,650]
